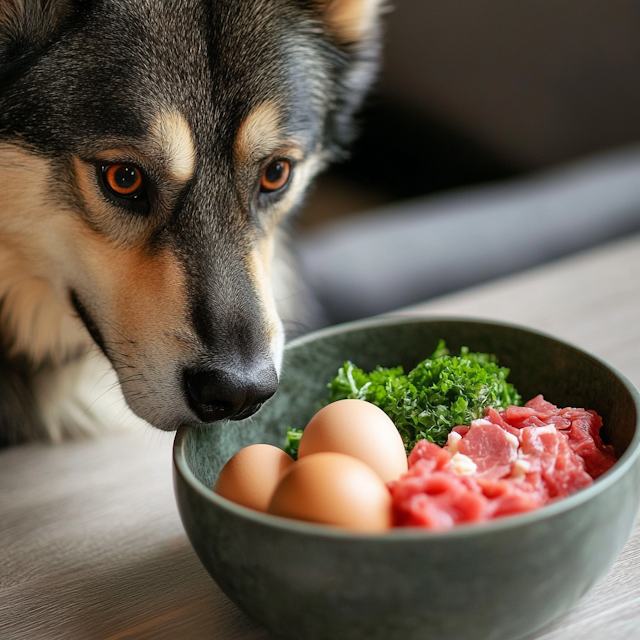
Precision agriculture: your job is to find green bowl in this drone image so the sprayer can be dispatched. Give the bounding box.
[173,317,640,640]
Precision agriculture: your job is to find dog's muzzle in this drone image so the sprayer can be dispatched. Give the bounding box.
[183,363,278,422]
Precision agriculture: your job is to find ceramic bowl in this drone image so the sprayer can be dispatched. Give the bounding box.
[173,317,640,640]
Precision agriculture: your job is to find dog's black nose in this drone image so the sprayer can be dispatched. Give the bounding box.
[184,364,278,422]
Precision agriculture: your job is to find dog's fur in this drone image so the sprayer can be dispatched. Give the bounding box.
[0,0,383,445]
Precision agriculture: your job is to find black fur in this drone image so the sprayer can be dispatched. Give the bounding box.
[0,0,382,442]
[0,346,48,446]
[1,0,378,157]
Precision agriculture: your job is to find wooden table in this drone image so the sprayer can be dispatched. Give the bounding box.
[3,234,640,640]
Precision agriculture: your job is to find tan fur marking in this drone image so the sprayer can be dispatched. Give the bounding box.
[0,144,91,364]
[149,111,196,181]
[73,153,103,207]
[0,0,19,26]
[0,145,192,363]
[235,101,284,164]
[73,112,195,184]
[321,0,382,42]
[0,143,147,441]
[115,249,190,344]
[246,235,281,343]
[78,230,193,350]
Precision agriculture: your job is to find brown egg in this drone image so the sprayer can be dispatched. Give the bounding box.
[298,399,408,482]
[267,452,392,533]
[214,444,294,512]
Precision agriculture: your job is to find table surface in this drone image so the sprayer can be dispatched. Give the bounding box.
[3,234,640,640]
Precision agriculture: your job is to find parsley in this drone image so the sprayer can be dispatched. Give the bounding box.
[327,340,521,453]
[283,427,303,460]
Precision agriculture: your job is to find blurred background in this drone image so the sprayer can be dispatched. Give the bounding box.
[292,0,640,329]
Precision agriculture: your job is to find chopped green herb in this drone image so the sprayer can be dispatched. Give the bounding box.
[283,427,304,460]
[328,340,521,453]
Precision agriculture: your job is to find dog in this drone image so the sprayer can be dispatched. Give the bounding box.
[0,0,383,446]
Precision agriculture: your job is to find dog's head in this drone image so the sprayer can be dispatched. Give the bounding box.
[0,0,383,430]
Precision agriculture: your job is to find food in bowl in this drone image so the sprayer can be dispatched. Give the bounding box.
[174,317,640,640]
[214,343,618,532]
[213,399,406,532]
[213,443,294,512]
[297,399,408,483]
[389,395,617,530]
[268,451,392,533]
[328,340,521,451]
[282,340,520,458]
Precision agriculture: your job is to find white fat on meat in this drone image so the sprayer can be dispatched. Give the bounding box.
[504,431,520,461]
[531,425,558,436]
[446,430,462,454]
[451,452,478,476]
[470,418,493,429]
[511,457,533,479]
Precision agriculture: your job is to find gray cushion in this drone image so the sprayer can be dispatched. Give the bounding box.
[298,145,640,323]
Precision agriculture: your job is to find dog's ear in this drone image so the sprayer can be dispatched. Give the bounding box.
[318,0,385,43]
[0,0,70,50]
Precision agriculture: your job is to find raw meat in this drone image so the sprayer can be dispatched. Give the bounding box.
[457,421,517,480]
[389,396,617,530]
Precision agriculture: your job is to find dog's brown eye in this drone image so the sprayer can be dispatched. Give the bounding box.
[260,159,291,193]
[104,164,144,197]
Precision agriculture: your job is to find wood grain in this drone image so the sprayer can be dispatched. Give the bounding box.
[3,234,640,639]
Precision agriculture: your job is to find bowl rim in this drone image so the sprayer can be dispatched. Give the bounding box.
[173,314,640,541]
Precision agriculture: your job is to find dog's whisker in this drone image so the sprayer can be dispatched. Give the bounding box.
[103,319,136,345]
